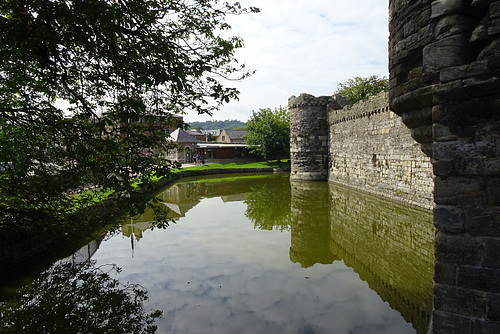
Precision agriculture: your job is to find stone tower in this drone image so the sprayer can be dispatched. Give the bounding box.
[389,0,500,332]
[288,94,341,181]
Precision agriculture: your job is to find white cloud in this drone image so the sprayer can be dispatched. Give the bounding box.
[184,0,389,123]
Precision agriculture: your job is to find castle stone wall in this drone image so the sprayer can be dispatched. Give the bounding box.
[328,92,434,211]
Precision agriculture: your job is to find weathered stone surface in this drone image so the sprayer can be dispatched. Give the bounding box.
[430,0,465,19]
[471,0,495,9]
[434,260,456,285]
[464,205,500,237]
[434,205,465,234]
[423,35,470,70]
[491,2,500,19]
[289,94,334,181]
[328,92,434,211]
[433,159,453,175]
[435,14,476,38]
[439,64,468,83]
[434,232,484,265]
[431,309,475,333]
[434,284,487,318]
[484,239,500,269]
[456,266,500,292]
[488,294,500,321]
[474,320,500,334]
[433,176,483,204]
[486,179,500,205]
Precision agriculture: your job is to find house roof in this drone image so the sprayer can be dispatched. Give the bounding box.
[169,128,200,143]
[223,129,246,139]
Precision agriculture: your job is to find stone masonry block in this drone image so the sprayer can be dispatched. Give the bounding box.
[431,309,474,333]
[457,266,500,292]
[491,2,500,19]
[434,260,457,285]
[471,0,494,8]
[464,205,500,237]
[467,60,490,76]
[473,319,500,334]
[423,35,470,70]
[433,140,480,161]
[434,176,483,204]
[488,19,500,35]
[466,158,500,176]
[486,179,500,205]
[434,283,487,318]
[433,159,454,175]
[485,238,500,269]
[431,0,465,19]
[488,293,500,321]
[434,204,466,234]
[435,14,476,38]
[463,77,500,99]
[432,104,445,123]
[435,231,484,265]
[433,123,459,142]
[439,64,469,83]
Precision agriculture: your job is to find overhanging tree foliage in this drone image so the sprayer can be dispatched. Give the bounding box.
[1,260,162,333]
[244,107,289,162]
[334,75,389,104]
[0,0,259,233]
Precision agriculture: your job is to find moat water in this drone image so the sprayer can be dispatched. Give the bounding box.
[1,173,434,334]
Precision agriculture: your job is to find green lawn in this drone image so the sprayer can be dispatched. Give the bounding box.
[174,159,291,172]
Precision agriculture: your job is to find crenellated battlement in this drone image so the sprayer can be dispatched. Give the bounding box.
[288,93,344,111]
[329,92,390,125]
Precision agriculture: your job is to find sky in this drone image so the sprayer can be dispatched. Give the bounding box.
[183,0,390,123]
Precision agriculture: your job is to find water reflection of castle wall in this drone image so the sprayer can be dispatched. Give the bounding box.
[327,182,434,333]
[288,180,434,334]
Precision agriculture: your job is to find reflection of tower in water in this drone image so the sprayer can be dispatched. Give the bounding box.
[289,180,337,268]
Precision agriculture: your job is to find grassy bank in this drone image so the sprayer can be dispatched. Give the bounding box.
[170,160,291,180]
[175,159,291,172]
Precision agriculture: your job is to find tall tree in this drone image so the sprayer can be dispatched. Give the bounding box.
[334,75,389,104]
[0,1,259,232]
[245,107,289,161]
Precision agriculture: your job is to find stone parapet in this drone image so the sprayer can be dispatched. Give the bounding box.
[329,91,390,125]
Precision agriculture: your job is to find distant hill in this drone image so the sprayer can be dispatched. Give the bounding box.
[188,119,246,130]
